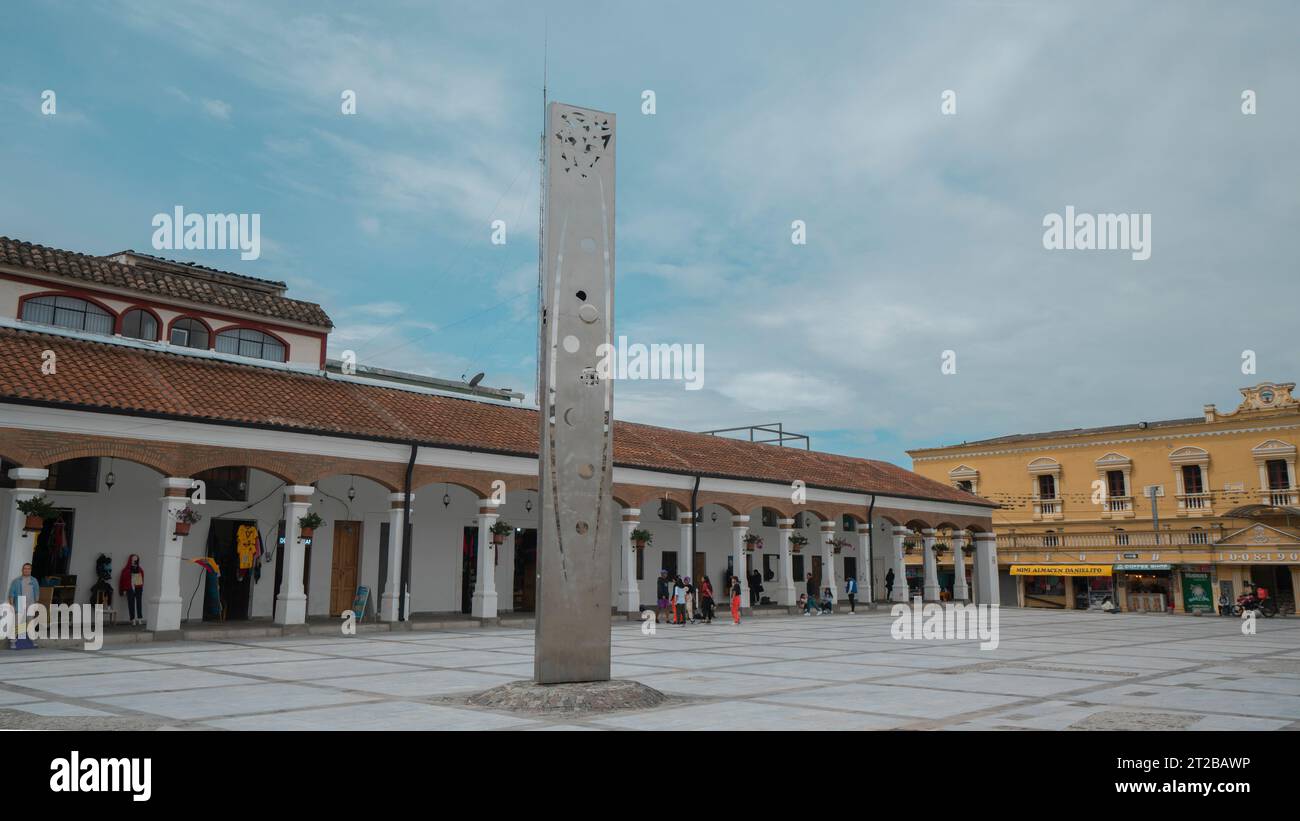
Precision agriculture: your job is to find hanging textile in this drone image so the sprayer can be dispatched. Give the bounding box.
[236,524,259,571]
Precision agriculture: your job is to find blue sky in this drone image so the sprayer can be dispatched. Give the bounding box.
[3,0,1298,467]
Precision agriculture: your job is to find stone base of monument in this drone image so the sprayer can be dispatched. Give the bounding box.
[467,679,667,714]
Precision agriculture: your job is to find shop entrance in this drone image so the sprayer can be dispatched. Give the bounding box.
[513,528,537,612]
[1247,566,1295,614]
[217,519,269,621]
[693,552,706,586]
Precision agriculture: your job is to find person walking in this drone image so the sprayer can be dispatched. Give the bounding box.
[845,575,858,613]
[672,575,685,625]
[700,576,715,623]
[749,568,763,607]
[7,563,40,649]
[885,568,896,600]
[730,575,742,625]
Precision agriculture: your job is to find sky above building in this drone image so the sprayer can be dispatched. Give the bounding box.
[3,0,1297,467]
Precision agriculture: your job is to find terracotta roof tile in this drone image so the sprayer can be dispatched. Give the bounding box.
[0,238,332,328]
[0,327,991,507]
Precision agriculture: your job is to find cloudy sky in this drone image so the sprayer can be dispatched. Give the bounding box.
[3,0,1296,466]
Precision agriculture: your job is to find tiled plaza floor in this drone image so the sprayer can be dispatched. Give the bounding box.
[1,608,1296,730]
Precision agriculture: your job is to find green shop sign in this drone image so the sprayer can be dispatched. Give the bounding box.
[1181,571,1214,613]
[1113,563,1172,571]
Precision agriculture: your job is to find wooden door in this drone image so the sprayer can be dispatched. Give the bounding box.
[811,555,823,593]
[329,521,362,616]
[692,552,706,585]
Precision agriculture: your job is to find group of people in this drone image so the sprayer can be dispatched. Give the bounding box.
[653,568,864,625]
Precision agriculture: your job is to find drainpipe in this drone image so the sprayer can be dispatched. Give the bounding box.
[398,444,417,621]
[690,475,701,578]
[865,494,876,608]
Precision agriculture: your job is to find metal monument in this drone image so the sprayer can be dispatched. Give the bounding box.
[535,102,616,684]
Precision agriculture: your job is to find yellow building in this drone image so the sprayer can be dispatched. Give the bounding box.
[908,382,1300,615]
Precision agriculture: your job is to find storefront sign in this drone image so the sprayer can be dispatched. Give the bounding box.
[1114,563,1172,571]
[1122,553,1139,559]
[1010,564,1112,576]
[1181,572,1213,614]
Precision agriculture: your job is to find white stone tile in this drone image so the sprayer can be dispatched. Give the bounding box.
[202,700,536,731]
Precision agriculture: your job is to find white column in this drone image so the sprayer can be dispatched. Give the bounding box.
[730,515,749,610]
[776,518,797,605]
[3,468,48,593]
[856,530,873,604]
[274,485,314,626]
[951,530,970,602]
[618,508,640,613]
[381,492,409,622]
[679,511,695,584]
[148,477,192,632]
[890,526,909,603]
[471,498,501,618]
[975,532,1000,605]
[921,528,940,601]
[820,522,839,603]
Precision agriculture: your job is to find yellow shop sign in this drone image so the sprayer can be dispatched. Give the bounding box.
[1010,564,1113,577]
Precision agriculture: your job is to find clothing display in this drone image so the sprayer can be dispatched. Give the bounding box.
[118,554,145,625]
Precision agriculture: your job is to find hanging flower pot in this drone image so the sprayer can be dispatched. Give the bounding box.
[932,542,949,556]
[829,537,852,555]
[743,532,763,552]
[298,512,324,540]
[174,505,202,538]
[630,527,653,550]
[903,541,917,555]
[489,520,513,546]
[789,534,808,554]
[962,544,975,557]
[17,495,56,533]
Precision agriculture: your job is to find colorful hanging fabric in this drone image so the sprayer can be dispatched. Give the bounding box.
[236,524,259,570]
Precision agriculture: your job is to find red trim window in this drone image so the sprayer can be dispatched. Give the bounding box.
[215,327,286,362]
[21,294,115,335]
[170,317,212,350]
[120,307,161,341]
[1037,474,1056,500]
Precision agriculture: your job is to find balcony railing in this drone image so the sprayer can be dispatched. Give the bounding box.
[1265,489,1298,507]
[1032,498,1062,519]
[1104,496,1133,513]
[1177,492,1211,512]
[997,531,1213,549]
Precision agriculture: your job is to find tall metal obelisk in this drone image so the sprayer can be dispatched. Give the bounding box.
[535,102,616,684]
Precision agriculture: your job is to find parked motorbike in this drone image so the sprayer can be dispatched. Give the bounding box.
[1231,593,1277,618]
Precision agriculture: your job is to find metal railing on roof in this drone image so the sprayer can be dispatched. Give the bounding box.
[700,422,810,450]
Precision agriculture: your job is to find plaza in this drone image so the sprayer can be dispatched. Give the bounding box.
[0,609,1296,731]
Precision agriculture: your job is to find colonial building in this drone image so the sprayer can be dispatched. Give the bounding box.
[909,383,1300,614]
[0,236,996,634]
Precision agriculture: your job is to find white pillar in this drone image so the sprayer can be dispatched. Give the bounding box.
[820,522,839,603]
[274,485,314,626]
[471,498,501,618]
[148,477,192,632]
[618,508,640,613]
[775,518,796,605]
[921,528,940,601]
[975,532,1000,605]
[679,511,695,584]
[381,492,409,622]
[3,468,48,593]
[730,515,749,611]
[951,530,970,602]
[856,530,873,604]
[890,526,909,603]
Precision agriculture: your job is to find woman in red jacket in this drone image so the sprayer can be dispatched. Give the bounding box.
[119,554,145,626]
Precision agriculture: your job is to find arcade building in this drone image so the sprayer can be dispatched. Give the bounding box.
[0,236,996,633]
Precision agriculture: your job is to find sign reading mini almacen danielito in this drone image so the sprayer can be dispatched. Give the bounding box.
[535,102,616,684]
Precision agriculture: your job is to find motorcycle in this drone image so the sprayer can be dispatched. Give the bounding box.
[1231,593,1277,618]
